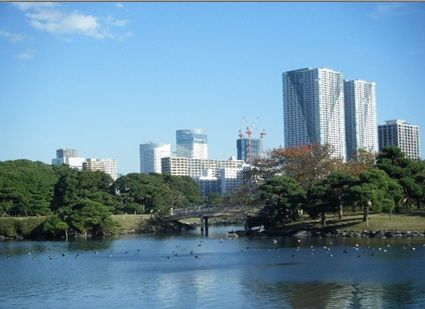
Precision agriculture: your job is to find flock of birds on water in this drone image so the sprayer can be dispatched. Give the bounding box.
[2,235,425,262]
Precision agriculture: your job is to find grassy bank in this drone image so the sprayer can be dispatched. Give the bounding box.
[0,215,150,239]
[0,216,48,238]
[283,213,425,232]
[111,214,150,232]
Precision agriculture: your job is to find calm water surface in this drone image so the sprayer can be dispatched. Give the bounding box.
[1,226,425,308]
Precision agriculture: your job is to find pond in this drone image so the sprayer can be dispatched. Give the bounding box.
[1,226,425,308]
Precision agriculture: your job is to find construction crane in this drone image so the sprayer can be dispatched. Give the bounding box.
[239,117,263,164]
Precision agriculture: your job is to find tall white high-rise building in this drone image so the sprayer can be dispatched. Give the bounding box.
[83,158,118,180]
[378,120,420,159]
[139,143,171,174]
[344,80,378,160]
[176,129,208,159]
[283,67,346,159]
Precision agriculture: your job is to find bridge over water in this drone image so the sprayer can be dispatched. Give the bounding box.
[168,205,261,235]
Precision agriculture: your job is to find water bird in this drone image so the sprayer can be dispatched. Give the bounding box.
[412,247,416,251]
[194,255,199,259]
[343,249,348,254]
[383,249,387,253]
[291,254,296,258]
[61,253,65,257]
[329,254,334,258]
[273,239,278,244]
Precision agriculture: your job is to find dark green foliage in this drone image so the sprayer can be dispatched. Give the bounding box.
[0,217,47,238]
[113,173,202,213]
[377,147,425,209]
[40,216,69,239]
[113,173,173,212]
[206,192,222,206]
[67,199,117,236]
[162,175,203,207]
[259,176,305,227]
[0,160,57,216]
[349,169,403,224]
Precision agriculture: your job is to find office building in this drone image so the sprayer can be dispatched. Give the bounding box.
[237,138,264,163]
[162,156,246,195]
[344,79,378,160]
[282,67,346,159]
[52,148,85,170]
[378,120,420,159]
[176,129,208,159]
[139,143,171,174]
[219,167,245,195]
[83,158,118,180]
[196,169,220,197]
[161,157,244,178]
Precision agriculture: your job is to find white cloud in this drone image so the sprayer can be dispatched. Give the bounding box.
[115,3,124,9]
[15,49,36,60]
[105,16,128,27]
[13,2,131,40]
[369,3,407,19]
[0,30,28,42]
[13,2,57,12]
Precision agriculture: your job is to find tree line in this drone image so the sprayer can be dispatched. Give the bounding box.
[244,145,425,229]
[0,160,203,238]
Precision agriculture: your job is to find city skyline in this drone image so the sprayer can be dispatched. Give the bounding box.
[1,2,425,174]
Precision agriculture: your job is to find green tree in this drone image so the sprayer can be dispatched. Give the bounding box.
[324,171,357,219]
[113,173,173,213]
[41,216,69,239]
[377,146,425,210]
[306,182,333,227]
[162,175,203,207]
[259,176,305,227]
[68,199,117,236]
[349,169,403,226]
[206,192,222,206]
[0,160,57,216]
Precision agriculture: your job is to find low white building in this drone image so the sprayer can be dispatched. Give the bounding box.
[52,148,85,170]
[139,143,171,174]
[83,158,118,180]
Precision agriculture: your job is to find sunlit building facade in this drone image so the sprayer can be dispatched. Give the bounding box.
[283,67,346,159]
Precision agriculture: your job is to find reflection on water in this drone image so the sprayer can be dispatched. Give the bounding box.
[1,226,425,308]
[248,281,421,309]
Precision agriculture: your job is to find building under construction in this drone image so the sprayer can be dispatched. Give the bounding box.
[236,122,265,164]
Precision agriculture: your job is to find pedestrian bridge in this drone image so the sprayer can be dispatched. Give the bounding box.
[168,205,260,221]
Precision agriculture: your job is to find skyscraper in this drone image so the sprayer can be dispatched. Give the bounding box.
[282,67,346,159]
[176,129,208,159]
[236,138,264,163]
[344,80,378,160]
[139,143,171,174]
[378,120,420,159]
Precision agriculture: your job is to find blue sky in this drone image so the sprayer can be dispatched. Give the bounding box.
[1,2,425,174]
